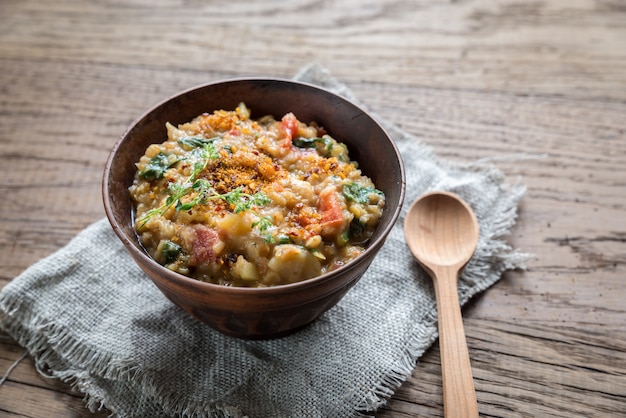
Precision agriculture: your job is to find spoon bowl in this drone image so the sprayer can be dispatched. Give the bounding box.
[404,191,479,418]
[405,191,479,271]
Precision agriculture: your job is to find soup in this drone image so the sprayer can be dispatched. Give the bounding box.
[129,103,384,287]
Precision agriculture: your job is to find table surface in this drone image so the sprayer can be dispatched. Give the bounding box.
[1,0,625,416]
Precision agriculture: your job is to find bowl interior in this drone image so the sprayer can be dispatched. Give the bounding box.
[104,78,405,287]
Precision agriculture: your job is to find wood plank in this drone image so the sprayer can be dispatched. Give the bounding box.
[381,320,626,417]
[1,0,624,100]
[0,380,104,418]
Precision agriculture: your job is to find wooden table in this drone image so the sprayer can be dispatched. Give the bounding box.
[1,1,624,416]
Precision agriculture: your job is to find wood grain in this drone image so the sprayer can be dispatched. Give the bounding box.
[1,0,625,416]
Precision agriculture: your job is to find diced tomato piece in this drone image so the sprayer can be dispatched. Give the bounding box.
[317,188,344,238]
[181,224,220,266]
[280,112,299,148]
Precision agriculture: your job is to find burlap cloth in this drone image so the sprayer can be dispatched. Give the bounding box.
[0,64,528,417]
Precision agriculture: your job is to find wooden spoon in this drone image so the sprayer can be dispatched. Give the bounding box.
[404,191,480,418]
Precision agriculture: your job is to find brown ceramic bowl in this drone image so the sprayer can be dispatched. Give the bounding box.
[103,78,405,339]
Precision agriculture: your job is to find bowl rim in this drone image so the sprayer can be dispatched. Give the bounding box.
[103,76,406,295]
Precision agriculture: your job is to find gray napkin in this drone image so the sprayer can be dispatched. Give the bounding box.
[0,63,527,418]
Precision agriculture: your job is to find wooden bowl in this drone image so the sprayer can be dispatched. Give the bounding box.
[102,78,405,339]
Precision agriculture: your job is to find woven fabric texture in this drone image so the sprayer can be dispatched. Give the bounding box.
[0,64,527,418]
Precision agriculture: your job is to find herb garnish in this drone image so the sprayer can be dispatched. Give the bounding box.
[222,187,272,213]
[251,215,276,243]
[136,141,274,239]
[136,141,219,228]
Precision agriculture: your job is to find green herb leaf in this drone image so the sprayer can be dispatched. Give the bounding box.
[348,217,371,245]
[250,191,272,207]
[178,136,218,150]
[292,136,324,148]
[138,153,177,180]
[252,216,275,243]
[158,240,182,264]
[222,188,244,212]
[177,201,194,211]
[220,189,271,214]
[292,136,334,156]
[342,182,384,204]
[199,141,220,161]
[252,215,273,232]
[349,217,366,237]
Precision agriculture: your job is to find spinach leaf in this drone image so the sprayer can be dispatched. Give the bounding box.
[158,240,182,264]
[342,182,384,204]
[292,136,333,155]
[292,136,324,148]
[138,153,177,180]
[349,217,366,237]
[178,136,218,150]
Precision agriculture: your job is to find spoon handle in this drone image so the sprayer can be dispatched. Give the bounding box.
[432,266,479,418]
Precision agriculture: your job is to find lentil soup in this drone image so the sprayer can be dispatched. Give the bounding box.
[129,103,385,287]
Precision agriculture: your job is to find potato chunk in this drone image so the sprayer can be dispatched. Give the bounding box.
[267,244,322,284]
[232,256,260,282]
